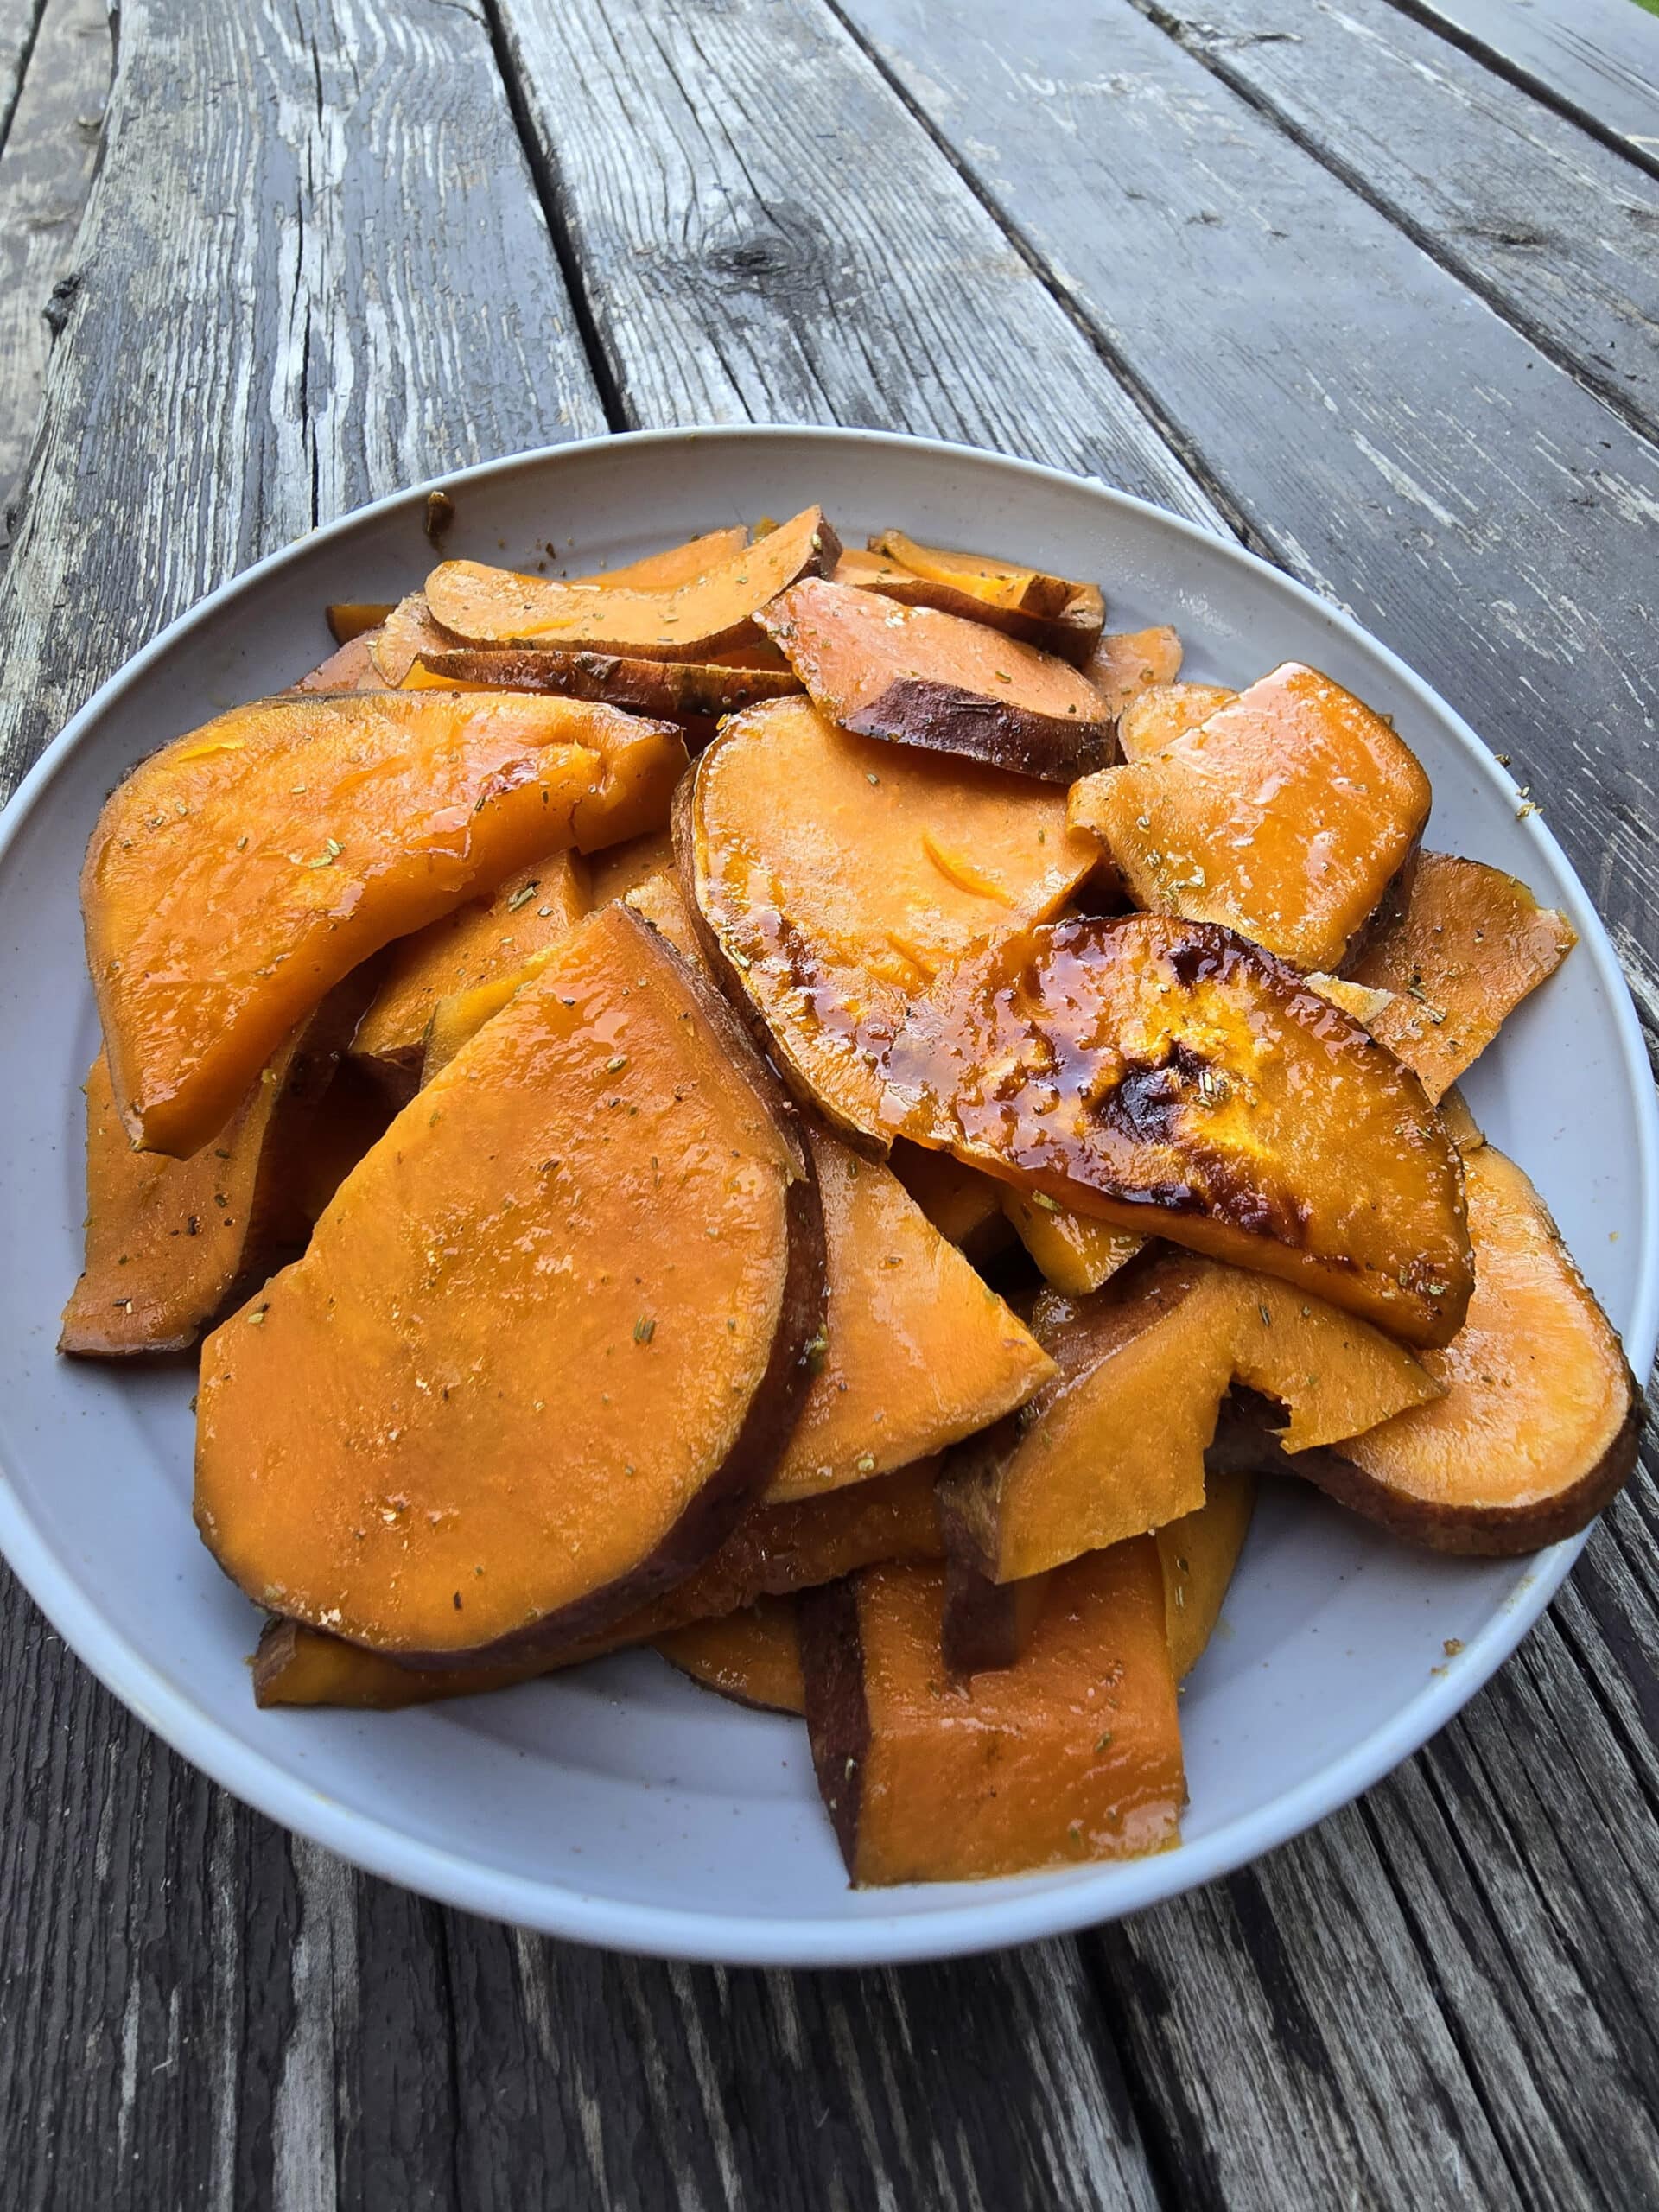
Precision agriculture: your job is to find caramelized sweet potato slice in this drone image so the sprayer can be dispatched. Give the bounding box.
[1082,626,1184,719]
[940,1249,1440,1581]
[869,531,1074,619]
[835,546,1104,664]
[326,601,394,645]
[884,913,1472,1344]
[411,644,801,722]
[1069,663,1431,972]
[1277,1147,1640,1554]
[1116,682,1236,760]
[290,634,384,693]
[85,691,684,1157]
[575,526,748,591]
[678,697,1093,1141]
[1158,1461,1255,1681]
[1345,852,1576,1102]
[197,903,824,1662]
[251,1459,944,1708]
[370,594,454,684]
[351,849,589,1096]
[800,1546,1183,1884]
[758,579,1112,783]
[425,505,836,658]
[60,984,365,1357]
[770,1128,1052,1503]
[585,827,676,910]
[655,1597,805,1713]
[1000,1190,1142,1295]
[888,1142,1013,1268]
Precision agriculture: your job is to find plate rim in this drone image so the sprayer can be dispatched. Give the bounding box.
[2,420,1654,1967]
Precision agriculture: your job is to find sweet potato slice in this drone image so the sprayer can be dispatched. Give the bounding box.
[834,546,1104,664]
[655,1598,805,1714]
[1082,627,1184,719]
[1344,851,1576,1103]
[351,849,589,1096]
[575,526,748,591]
[939,1250,1440,1581]
[60,984,365,1357]
[758,579,1112,783]
[678,697,1094,1141]
[800,1546,1183,1884]
[326,601,394,645]
[1116,682,1236,761]
[410,644,801,723]
[869,531,1074,620]
[585,827,676,910]
[883,913,1473,1344]
[999,1191,1142,1295]
[1069,663,1432,972]
[1158,1461,1255,1681]
[85,691,686,1156]
[1273,1147,1640,1554]
[888,1142,1013,1268]
[370,594,455,685]
[290,634,384,693]
[251,1458,944,1708]
[196,902,824,1662]
[425,505,836,658]
[769,1128,1052,1503]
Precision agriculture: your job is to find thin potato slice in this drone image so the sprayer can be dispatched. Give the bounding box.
[834,545,1105,663]
[1083,626,1185,719]
[1157,1460,1255,1681]
[411,644,801,721]
[575,526,749,591]
[1000,1189,1143,1295]
[655,1598,806,1714]
[1116,681,1236,760]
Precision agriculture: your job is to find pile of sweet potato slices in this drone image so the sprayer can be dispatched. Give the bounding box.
[66,509,1638,1887]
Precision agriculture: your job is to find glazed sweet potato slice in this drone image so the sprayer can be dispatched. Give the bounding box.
[679,697,1094,1142]
[251,1458,944,1708]
[1344,851,1576,1102]
[60,983,365,1357]
[758,579,1112,783]
[888,1142,1014,1268]
[289,634,384,693]
[1158,1461,1255,1681]
[576,525,749,591]
[410,644,801,722]
[655,1598,806,1714]
[1082,626,1185,719]
[424,505,836,658]
[999,1191,1142,1296]
[1274,1147,1640,1554]
[326,601,394,645]
[869,531,1074,619]
[197,902,824,1662]
[585,827,676,909]
[769,1128,1053,1503]
[884,912,1473,1344]
[1116,682,1236,761]
[800,1546,1183,1884]
[835,545,1104,664]
[86,690,686,1157]
[370,594,454,684]
[351,849,590,1096]
[939,1250,1440,1581]
[1070,663,1432,972]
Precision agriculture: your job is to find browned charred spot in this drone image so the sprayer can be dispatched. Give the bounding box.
[423,490,457,550]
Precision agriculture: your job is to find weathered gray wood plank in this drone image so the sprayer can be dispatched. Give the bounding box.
[1157,0,1659,442]
[0,0,108,544]
[1402,0,1659,166]
[0,0,41,143]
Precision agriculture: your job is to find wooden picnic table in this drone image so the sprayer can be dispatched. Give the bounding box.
[2,0,1656,2202]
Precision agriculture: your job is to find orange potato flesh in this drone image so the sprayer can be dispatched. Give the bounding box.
[834,547,1104,662]
[371,594,456,684]
[425,505,836,657]
[1000,1190,1143,1294]
[942,1250,1440,1581]
[1436,1086,1484,1153]
[351,849,590,1092]
[1327,1146,1639,1548]
[1069,662,1432,972]
[1157,1460,1255,1681]
[196,903,820,1661]
[1345,851,1576,1102]
[326,602,395,645]
[758,579,1112,782]
[1116,682,1236,760]
[655,1597,805,1714]
[251,1459,944,1708]
[290,634,384,693]
[585,827,677,910]
[679,697,1094,1142]
[882,912,1472,1344]
[1082,626,1185,719]
[888,1141,1012,1262]
[85,690,684,1157]
[801,1547,1183,1884]
[575,526,749,591]
[868,531,1074,617]
[769,1128,1053,1503]
[412,644,803,721]
[1306,971,1398,1027]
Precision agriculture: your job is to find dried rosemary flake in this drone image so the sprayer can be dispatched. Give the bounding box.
[1032,1191,1059,1212]
[247,1306,269,1325]
[632,1314,656,1344]
[506,880,539,912]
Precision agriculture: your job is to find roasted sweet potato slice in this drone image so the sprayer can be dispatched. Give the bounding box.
[411,644,801,723]
[197,902,824,1662]
[679,696,1094,1141]
[834,545,1104,664]
[326,601,394,645]
[351,849,589,1096]
[888,1142,1013,1268]
[999,1191,1142,1295]
[1116,681,1236,760]
[655,1598,805,1713]
[884,913,1473,1343]
[585,827,676,910]
[1069,663,1432,972]
[85,691,686,1156]
[251,1459,944,1708]
[60,983,366,1357]
[1265,1147,1640,1554]
[576,525,748,591]
[758,579,1112,783]
[770,1128,1052,1503]
[370,594,455,684]
[290,634,384,693]
[800,1545,1183,1884]
[939,1250,1440,1581]
[1344,851,1576,1102]
[1158,1460,1255,1681]
[869,531,1074,620]
[425,505,836,658]
[1082,626,1184,719]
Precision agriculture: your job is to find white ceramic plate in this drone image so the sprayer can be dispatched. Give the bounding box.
[0,427,1653,1966]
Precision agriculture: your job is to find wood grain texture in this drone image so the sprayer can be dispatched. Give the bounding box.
[0,0,108,545]
[0,0,42,143]
[1402,0,1659,167]
[1157,0,1659,442]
